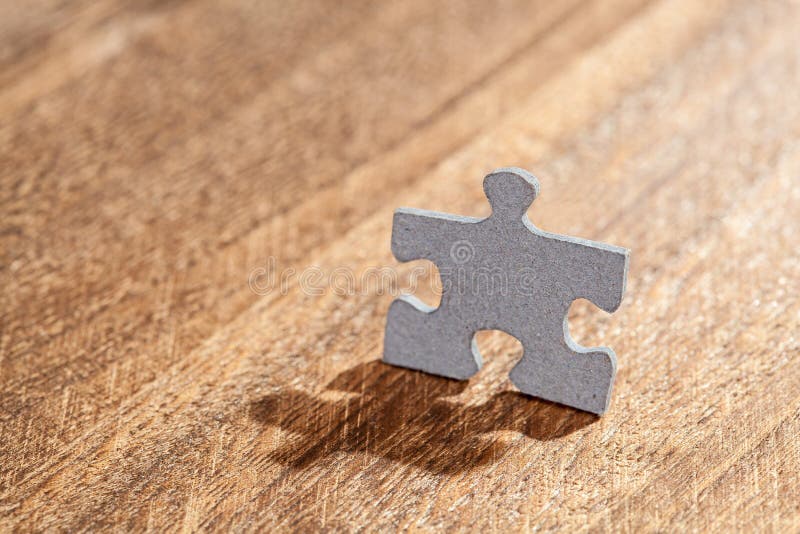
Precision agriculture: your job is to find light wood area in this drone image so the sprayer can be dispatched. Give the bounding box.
[2,0,799,531]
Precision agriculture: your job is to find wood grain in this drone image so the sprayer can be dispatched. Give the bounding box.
[2,0,799,531]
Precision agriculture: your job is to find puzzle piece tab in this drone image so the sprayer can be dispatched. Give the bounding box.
[383,168,629,414]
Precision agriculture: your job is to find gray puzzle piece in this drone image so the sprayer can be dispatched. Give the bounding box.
[383,168,629,415]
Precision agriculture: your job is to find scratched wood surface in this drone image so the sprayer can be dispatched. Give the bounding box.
[2,0,799,531]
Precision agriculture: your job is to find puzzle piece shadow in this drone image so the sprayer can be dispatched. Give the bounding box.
[250,360,597,474]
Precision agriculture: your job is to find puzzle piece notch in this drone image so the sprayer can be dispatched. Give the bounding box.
[383,168,629,415]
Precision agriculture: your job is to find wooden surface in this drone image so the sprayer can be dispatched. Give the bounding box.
[2,0,799,531]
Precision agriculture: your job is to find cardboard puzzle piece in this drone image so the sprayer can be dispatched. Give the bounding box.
[383,168,629,414]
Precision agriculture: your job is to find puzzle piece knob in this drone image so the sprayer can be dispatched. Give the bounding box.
[483,167,540,220]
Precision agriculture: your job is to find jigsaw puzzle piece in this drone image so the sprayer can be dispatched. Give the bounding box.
[384,294,481,380]
[384,167,629,415]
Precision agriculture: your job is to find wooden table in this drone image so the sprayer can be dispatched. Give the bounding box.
[2,0,799,531]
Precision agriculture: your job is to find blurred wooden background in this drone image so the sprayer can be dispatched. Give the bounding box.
[2,0,799,531]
